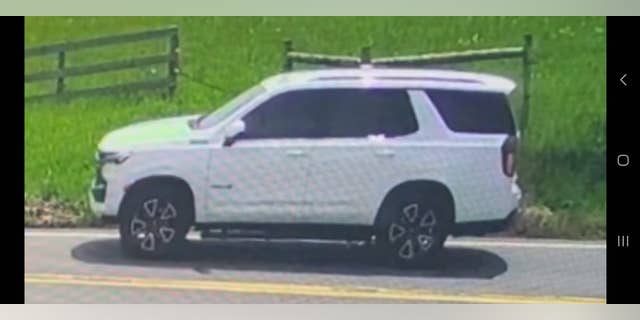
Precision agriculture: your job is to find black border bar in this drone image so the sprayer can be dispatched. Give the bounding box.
[606,17,639,304]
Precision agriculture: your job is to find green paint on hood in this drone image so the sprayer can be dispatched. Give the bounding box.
[98,115,200,151]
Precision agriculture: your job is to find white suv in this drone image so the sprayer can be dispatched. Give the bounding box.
[90,68,522,267]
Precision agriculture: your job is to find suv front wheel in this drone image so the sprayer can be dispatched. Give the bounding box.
[118,184,193,258]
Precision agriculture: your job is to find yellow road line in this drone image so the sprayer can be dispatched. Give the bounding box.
[25,273,605,304]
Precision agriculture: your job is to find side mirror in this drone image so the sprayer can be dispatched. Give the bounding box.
[222,120,245,147]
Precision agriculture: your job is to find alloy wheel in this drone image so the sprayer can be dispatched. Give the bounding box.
[129,198,178,252]
[387,203,437,260]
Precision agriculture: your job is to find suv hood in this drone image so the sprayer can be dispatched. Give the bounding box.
[98,115,200,151]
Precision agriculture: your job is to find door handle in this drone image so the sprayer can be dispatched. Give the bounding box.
[285,149,307,157]
[375,149,395,157]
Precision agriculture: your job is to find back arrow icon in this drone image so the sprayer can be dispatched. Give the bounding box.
[621,74,628,86]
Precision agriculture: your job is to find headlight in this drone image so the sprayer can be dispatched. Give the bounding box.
[96,151,130,165]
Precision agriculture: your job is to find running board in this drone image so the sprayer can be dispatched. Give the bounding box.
[196,223,373,241]
[201,228,267,239]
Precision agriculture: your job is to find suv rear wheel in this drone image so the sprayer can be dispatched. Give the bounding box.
[375,188,452,268]
[119,184,193,258]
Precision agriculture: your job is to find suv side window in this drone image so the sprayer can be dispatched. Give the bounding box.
[241,91,321,139]
[322,89,418,138]
[425,89,516,135]
[241,88,418,140]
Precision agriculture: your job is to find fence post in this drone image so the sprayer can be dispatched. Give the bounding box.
[56,51,65,95]
[521,34,533,139]
[167,30,179,97]
[283,39,293,71]
[360,46,371,65]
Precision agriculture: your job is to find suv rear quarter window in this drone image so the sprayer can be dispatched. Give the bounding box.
[425,89,516,135]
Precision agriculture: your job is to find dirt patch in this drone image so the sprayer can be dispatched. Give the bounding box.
[490,205,605,239]
[25,196,98,228]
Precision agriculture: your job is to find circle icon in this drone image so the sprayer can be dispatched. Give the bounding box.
[617,154,630,167]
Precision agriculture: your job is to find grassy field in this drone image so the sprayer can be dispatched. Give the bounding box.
[25,17,606,237]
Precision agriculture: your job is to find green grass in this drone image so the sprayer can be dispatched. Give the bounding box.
[25,17,606,236]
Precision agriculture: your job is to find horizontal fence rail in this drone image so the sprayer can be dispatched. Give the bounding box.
[25,26,179,102]
[25,54,170,83]
[25,27,178,57]
[282,35,534,138]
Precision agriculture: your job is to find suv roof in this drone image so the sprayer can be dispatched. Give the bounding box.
[262,68,516,94]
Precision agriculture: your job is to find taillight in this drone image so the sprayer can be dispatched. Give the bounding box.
[501,136,518,177]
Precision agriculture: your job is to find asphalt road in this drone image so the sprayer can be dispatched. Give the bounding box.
[25,229,606,303]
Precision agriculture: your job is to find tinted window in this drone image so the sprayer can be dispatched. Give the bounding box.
[241,89,418,139]
[323,89,418,138]
[426,89,516,135]
[241,91,320,139]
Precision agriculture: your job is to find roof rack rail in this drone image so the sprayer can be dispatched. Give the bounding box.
[281,35,535,139]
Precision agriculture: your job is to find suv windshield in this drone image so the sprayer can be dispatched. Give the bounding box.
[194,84,266,129]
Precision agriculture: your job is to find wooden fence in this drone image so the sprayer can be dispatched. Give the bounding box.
[282,35,534,136]
[25,26,179,102]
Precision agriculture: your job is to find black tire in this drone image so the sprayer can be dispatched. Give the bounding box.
[375,187,452,268]
[118,183,193,258]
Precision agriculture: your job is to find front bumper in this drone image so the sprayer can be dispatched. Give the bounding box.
[89,151,128,224]
[89,150,109,215]
[89,179,106,215]
[89,180,120,225]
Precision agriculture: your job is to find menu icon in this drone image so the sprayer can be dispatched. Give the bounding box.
[617,235,630,248]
